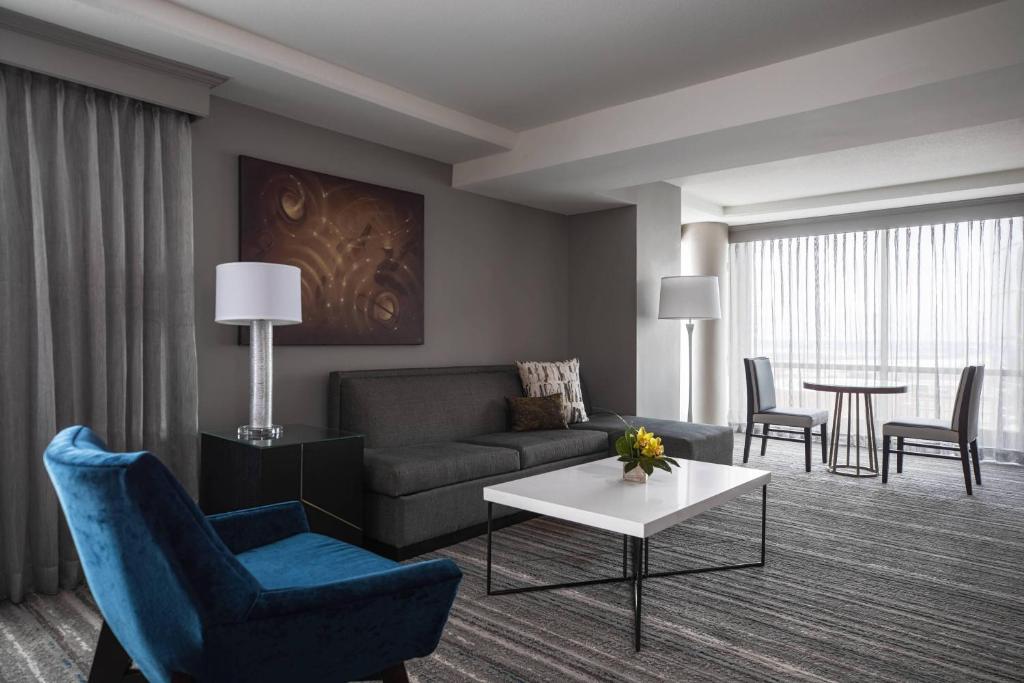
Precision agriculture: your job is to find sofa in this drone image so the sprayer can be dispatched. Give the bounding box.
[328,364,733,559]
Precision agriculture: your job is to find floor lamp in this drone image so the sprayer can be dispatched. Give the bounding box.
[659,275,721,423]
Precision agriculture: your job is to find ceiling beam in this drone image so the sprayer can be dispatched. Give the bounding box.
[453,1,1024,212]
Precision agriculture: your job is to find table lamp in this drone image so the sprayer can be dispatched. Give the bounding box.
[659,275,721,422]
[215,262,302,439]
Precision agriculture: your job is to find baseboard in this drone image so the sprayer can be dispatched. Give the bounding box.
[364,510,538,561]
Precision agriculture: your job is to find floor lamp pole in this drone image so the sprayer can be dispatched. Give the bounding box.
[686,320,695,423]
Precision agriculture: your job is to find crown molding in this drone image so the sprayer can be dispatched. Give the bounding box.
[0,7,226,88]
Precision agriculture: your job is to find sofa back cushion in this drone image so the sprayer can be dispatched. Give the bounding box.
[329,366,525,448]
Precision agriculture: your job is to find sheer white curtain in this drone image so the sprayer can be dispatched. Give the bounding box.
[728,218,1023,462]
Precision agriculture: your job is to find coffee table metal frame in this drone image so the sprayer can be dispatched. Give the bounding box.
[484,484,767,652]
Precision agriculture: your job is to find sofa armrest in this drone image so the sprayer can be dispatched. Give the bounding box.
[207,501,310,554]
[247,558,461,620]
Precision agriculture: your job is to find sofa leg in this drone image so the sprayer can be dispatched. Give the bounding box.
[743,422,753,463]
[381,662,409,683]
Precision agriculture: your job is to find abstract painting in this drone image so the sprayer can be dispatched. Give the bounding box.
[238,156,424,345]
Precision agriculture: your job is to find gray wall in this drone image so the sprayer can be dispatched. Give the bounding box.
[192,97,570,430]
[568,206,637,414]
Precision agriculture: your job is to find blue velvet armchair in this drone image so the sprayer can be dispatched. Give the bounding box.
[44,426,462,683]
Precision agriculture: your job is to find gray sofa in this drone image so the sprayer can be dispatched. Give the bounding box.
[327,364,732,559]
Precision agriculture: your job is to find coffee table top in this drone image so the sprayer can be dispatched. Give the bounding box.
[484,458,770,538]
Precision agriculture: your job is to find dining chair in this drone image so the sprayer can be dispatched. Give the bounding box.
[882,366,984,495]
[743,357,828,472]
[44,425,462,683]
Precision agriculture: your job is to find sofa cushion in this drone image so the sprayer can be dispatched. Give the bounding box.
[574,414,734,466]
[463,429,608,469]
[364,442,520,497]
[331,367,524,448]
[236,532,397,590]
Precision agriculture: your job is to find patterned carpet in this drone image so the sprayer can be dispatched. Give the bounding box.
[2,440,1022,682]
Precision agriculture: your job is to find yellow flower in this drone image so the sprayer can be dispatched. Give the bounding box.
[641,436,664,457]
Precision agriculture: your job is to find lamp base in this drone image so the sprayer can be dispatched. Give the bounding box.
[237,424,283,440]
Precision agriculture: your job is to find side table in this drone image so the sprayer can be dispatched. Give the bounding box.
[802,381,907,478]
[200,424,364,545]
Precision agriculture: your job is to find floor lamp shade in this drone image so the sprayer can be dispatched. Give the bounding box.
[659,276,721,423]
[215,262,302,440]
[658,275,721,321]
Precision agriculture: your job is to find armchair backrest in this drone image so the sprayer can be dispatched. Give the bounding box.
[951,366,984,440]
[744,357,777,415]
[43,426,260,680]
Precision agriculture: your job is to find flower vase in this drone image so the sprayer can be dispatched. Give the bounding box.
[623,465,648,483]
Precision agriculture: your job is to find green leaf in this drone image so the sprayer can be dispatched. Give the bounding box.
[614,435,631,456]
[640,460,654,475]
[663,457,680,467]
[653,460,672,472]
[623,461,639,473]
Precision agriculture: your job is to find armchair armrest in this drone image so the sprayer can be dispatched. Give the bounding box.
[248,558,462,620]
[207,501,310,554]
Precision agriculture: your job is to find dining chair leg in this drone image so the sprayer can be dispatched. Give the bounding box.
[896,436,905,473]
[819,424,827,463]
[803,428,812,472]
[969,440,981,485]
[760,424,770,457]
[882,436,890,484]
[958,439,973,495]
[743,422,753,463]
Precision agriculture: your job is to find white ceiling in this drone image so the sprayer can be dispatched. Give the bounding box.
[673,120,1024,206]
[166,0,996,130]
[2,0,1021,225]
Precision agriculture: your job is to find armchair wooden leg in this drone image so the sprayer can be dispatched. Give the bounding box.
[819,424,827,463]
[958,439,973,495]
[803,428,812,472]
[760,424,770,457]
[89,622,133,683]
[896,436,904,473]
[882,436,890,484]
[381,662,409,683]
[743,422,753,463]
[969,440,981,485]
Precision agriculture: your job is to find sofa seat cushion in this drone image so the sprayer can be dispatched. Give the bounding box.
[573,414,734,466]
[463,430,608,469]
[236,532,396,590]
[364,442,520,497]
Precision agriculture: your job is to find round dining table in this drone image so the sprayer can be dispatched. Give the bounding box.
[802,380,907,477]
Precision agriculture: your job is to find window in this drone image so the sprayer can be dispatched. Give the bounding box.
[728,217,1024,460]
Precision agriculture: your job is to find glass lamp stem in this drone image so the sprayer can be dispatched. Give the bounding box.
[239,319,282,439]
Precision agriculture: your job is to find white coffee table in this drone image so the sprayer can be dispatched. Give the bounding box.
[483,458,771,651]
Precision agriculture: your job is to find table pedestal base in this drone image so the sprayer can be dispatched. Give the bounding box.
[827,390,879,477]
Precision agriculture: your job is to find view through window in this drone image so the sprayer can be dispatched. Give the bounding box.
[727,217,1023,461]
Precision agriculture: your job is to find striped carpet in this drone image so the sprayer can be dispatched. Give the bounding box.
[2,440,1022,682]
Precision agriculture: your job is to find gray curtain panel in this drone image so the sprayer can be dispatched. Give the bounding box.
[0,65,199,603]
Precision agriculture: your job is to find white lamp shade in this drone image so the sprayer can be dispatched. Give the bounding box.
[215,262,302,325]
[658,275,721,320]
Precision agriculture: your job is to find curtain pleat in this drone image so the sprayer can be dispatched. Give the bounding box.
[727,218,1024,463]
[0,65,198,603]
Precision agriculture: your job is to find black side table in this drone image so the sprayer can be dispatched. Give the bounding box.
[200,424,364,545]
